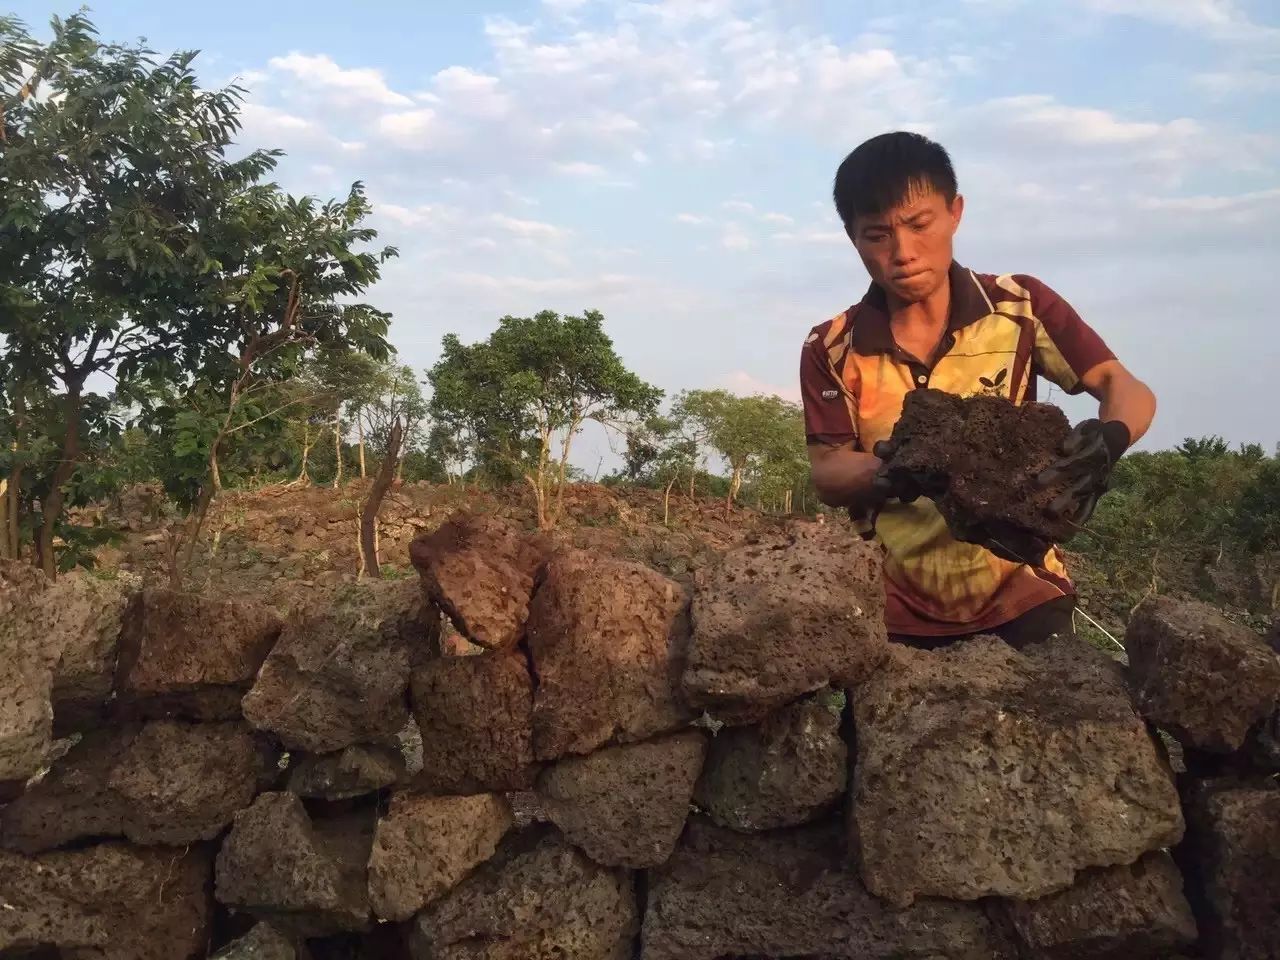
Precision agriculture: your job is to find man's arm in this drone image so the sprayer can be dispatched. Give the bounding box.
[807,442,883,511]
[1078,358,1156,447]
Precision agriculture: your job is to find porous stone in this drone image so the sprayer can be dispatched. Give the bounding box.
[850,635,1184,906]
[683,523,887,724]
[410,651,535,794]
[212,923,300,960]
[0,841,212,959]
[408,512,544,650]
[410,826,637,960]
[44,571,131,731]
[1001,851,1197,959]
[536,731,706,868]
[642,818,1008,960]
[215,792,373,936]
[694,690,846,831]
[288,744,407,800]
[1127,596,1280,753]
[110,720,265,845]
[242,609,410,753]
[875,388,1075,546]
[115,588,282,720]
[527,547,693,761]
[0,560,57,790]
[1,720,263,851]
[368,792,513,921]
[1179,778,1280,960]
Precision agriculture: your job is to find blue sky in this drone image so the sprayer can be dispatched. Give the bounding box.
[13,0,1280,460]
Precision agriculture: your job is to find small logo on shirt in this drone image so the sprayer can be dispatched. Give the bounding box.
[822,389,839,400]
[977,368,1008,396]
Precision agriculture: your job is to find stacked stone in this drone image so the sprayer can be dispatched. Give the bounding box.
[1125,596,1280,960]
[0,564,280,959]
[2,512,1277,959]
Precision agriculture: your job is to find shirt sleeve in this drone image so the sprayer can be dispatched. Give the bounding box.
[1017,275,1116,395]
[800,323,858,447]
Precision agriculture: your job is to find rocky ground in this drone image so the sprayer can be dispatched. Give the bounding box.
[82,480,788,616]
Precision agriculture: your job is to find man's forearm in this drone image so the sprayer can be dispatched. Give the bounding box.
[1099,379,1156,447]
[1084,360,1156,447]
[809,445,883,510]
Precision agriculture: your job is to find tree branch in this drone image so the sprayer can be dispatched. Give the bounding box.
[225,394,321,434]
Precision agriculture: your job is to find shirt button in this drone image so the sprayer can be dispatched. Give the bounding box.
[916,374,928,385]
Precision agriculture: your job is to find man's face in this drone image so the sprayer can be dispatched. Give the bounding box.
[848,186,963,305]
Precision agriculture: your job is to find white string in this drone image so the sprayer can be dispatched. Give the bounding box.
[1073,605,1126,653]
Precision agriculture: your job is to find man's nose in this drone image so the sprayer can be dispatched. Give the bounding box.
[891,229,917,264]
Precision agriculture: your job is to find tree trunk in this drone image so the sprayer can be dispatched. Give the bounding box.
[525,472,548,530]
[297,424,312,484]
[663,475,676,526]
[551,420,579,527]
[7,386,23,559]
[210,448,222,492]
[395,452,405,483]
[358,417,367,479]
[359,418,403,579]
[784,489,792,514]
[334,418,343,487]
[725,464,743,512]
[687,468,695,500]
[0,479,9,560]
[37,380,85,577]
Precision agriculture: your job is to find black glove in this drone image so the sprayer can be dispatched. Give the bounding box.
[1036,419,1131,527]
[870,437,928,505]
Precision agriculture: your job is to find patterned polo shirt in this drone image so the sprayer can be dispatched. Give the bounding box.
[800,261,1115,636]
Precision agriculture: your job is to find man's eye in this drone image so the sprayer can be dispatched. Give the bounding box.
[866,233,889,243]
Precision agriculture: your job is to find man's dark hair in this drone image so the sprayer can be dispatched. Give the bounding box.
[833,132,957,226]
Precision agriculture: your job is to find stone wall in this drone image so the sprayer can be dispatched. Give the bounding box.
[1,513,1278,959]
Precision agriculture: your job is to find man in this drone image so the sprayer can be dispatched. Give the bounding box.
[802,132,1156,649]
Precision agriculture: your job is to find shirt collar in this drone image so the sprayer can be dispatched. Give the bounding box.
[849,261,991,356]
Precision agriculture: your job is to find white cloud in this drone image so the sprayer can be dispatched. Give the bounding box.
[978,95,1199,146]
[451,272,636,297]
[772,227,847,245]
[722,199,755,214]
[489,214,570,240]
[240,102,315,134]
[376,109,439,149]
[1138,187,1280,215]
[1193,69,1280,96]
[721,224,752,250]
[720,370,801,402]
[675,213,710,225]
[761,212,795,225]
[554,161,610,178]
[1078,0,1280,42]
[268,52,413,107]
[429,66,510,118]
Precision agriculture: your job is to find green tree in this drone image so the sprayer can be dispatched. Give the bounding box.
[157,184,394,581]
[1,13,275,573]
[313,349,383,486]
[361,363,429,482]
[1175,435,1231,461]
[427,310,661,528]
[674,389,805,509]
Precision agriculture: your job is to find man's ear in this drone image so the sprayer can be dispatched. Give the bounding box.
[950,194,965,228]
